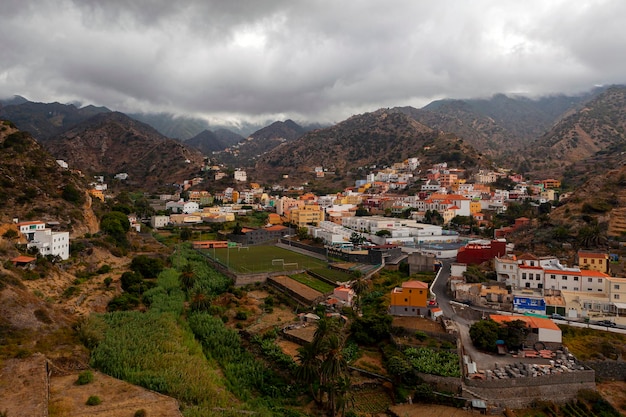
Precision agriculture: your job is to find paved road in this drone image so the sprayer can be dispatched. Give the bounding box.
[431,260,554,371]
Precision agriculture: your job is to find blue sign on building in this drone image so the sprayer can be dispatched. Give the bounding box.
[513,296,546,312]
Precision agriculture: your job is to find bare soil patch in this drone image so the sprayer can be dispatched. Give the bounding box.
[392,316,446,333]
[353,348,387,376]
[596,380,626,415]
[276,338,303,360]
[49,370,182,417]
[269,275,323,303]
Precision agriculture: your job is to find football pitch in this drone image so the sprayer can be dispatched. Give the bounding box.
[201,245,328,273]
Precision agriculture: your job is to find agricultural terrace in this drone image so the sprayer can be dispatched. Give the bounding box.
[289,272,335,294]
[308,267,354,282]
[200,245,328,273]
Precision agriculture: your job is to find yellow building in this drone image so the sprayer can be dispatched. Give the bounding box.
[389,281,429,316]
[470,200,482,215]
[89,189,105,202]
[578,250,609,274]
[287,204,325,227]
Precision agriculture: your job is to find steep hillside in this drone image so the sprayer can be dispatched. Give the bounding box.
[0,100,110,140]
[128,112,209,140]
[254,110,485,183]
[186,128,244,155]
[216,119,308,166]
[527,86,626,177]
[392,103,513,158]
[44,112,206,191]
[0,120,98,235]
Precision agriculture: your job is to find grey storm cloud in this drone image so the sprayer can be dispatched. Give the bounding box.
[2,0,626,124]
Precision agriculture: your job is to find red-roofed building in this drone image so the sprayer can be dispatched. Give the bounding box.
[490,314,562,344]
[11,255,36,267]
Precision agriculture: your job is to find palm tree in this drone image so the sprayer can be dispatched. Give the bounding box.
[179,263,196,291]
[320,333,349,417]
[190,289,211,312]
[350,276,370,312]
[295,342,322,403]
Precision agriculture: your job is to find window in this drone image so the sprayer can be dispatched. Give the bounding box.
[562,286,567,290]
[551,275,556,279]
[530,261,535,266]
[614,294,620,300]
[536,275,541,280]
[588,288,592,291]
[574,277,579,281]
[525,283,530,288]
[522,273,527,280]
[574,287,579,291]
[404,298,408,302]
[562,276,567,281]
[588,278,593,283]
[591,259,595,264]
[599,279,603,283]
[599,259,603,264]
[615,284,621,290]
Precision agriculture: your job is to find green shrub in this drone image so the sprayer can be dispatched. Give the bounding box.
[97,264,112,274]
[86,395,101,406]
[415,331,428,341]
[76,370,94,385]
[235,311,248,320]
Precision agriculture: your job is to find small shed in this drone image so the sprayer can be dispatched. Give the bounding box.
[11,255,36,267]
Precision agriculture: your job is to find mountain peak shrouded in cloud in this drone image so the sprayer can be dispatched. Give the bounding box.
[2,1,626,126]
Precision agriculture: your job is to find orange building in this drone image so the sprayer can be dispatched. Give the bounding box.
[389,280,429,316]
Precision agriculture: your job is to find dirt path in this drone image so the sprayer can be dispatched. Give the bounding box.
[389,403,481,417]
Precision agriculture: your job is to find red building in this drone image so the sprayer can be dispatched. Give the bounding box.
[456,239,507,265]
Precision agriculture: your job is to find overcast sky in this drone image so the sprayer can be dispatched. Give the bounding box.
[1,0,625,126]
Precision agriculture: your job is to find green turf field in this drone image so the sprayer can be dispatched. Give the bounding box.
[201,245,328,273]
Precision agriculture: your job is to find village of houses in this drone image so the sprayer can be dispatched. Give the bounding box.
[40,155,626,329]
[5,154,625,411]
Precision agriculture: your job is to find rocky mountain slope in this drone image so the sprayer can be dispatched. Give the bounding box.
[216,119,309,166]
[0,120,98,235]
[44,112,206,191]
[253,109,485,183]
[526,86,626,178]
[186,128,244,155]
[0,100,110,140]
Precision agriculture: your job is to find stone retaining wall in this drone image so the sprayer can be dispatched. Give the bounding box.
[582,360,626,381]
[464,369,596,408]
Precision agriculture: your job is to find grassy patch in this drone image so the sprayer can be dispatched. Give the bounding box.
[289,273,335,293]
[560,324,626,360]
[309,267,353,282]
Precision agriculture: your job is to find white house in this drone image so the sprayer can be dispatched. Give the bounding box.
[28,229,70,260]
[234,170,247,182]
[17,221,47,241]
[166,200,199,214]
[150,215,170,229]
[114,172,128,180]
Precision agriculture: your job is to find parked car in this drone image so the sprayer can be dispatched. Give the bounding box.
[597,320,617,327]
[551,313,565,320]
